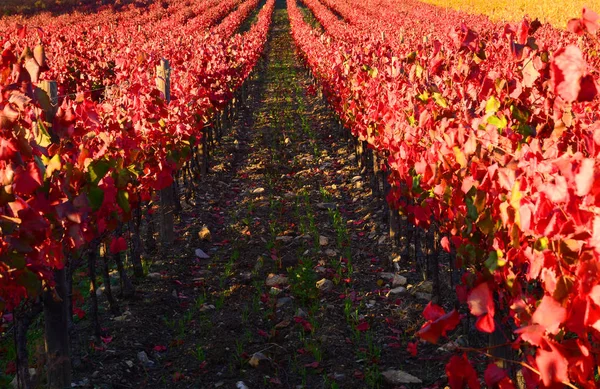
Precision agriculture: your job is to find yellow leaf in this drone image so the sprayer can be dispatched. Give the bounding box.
[510,180,522,209]
[453,146,467,168]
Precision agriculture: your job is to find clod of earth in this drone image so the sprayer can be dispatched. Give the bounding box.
[381,369,423,384]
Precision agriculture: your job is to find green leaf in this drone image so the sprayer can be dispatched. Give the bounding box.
[515,124,535,137]
[485,251,498,271]
[88,185,104,210]
[3,252,26,269]
[535,237,549,251]
[18,269,42,296]
[412,174,423,194]
[126,164,140,178]
[88,160,110,184]
[477,213,495,235]
[510,105,530,123]
[0,215,20,234]
[485,250,506,272]
[115,168,130,189]
[34,155,46,182]
[487,114,508,129]
[35,120,52,147]
[466,196,478,221]
[117,190,131,213]
[485,96,501,114]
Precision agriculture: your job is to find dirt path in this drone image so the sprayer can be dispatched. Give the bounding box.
[71,1,441,388]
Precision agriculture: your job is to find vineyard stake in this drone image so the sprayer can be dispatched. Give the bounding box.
[156,59,176,247]
[38,81,73,389]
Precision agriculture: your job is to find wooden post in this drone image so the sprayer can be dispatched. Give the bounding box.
[38,80,58,141]
[88,245,102,338]
[38,81,72,389]
[43,267,72,388]
[39,80,58,122]
[129,208,144,278]
[156,59,175,247]
[156,59,171,103]
[16,303,43,389]
[201,126,209,175]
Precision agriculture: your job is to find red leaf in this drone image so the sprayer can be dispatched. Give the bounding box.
[467,283,495,333]
[441,236,451,253]
[416,308,460,344]
[304,361,320,368]
[0,138,18,160]
[536,346,568,387]
[446,353,480,389]
[516,19,529,45]
[583,7,600,34]
[567,19,584,35]
[5,361,16,375]
[109,237,127,254]
[531,295,566,334]
[423,301,446,321]
[467,283,493,316]
[101,336,113,344]
[17,25,26,39]
[575,158,595,196]
[484,364,515,388]
[173,372,184,382]
[153,345,167,352]
[73,307,86,320]
[475,313,495,333]
[578,74,598,102]
[356,321,370,332]
[514,325,545,346]
[13,162,43,196]
[550,45,595,103]
[406,341,417,356]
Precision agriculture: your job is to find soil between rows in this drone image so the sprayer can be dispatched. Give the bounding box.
[68,1,450,388]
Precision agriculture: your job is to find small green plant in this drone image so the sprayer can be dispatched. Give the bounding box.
[343,298,353,323]
[323,374,340,389]
[183,310,193,324]
[241,306,249,323]
[319,186,332,201]
[365,332,381,363]
[365,364,382,389]
[194,293,207,311]
[305,340,323,362]
[288,258,319,304]
[215,293,226,310]
[141,257,153,276]
[224,258,235,278]
[164,316,176,330]
[193,345,206,363]
[233,339,246,366]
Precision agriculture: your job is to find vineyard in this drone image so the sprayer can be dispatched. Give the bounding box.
[1,0,600,388]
